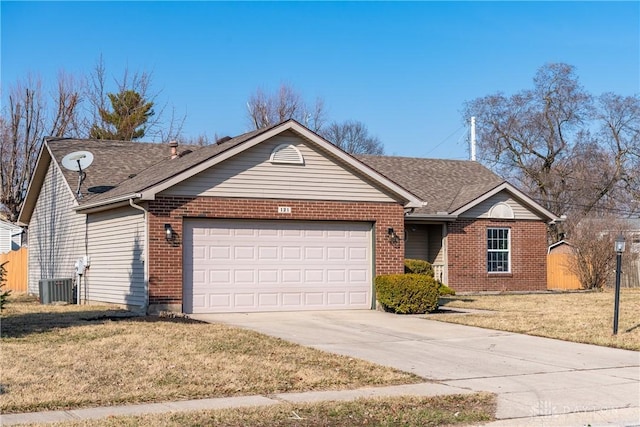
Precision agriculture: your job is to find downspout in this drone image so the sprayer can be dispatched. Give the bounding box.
[129,199,149,313]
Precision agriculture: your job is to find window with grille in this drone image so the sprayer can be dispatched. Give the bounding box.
[487,228,510,272]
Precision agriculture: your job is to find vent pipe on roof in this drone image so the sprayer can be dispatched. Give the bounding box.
[470,117,476,161]
[169,140,178,159]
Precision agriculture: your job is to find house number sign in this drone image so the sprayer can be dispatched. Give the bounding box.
[278,206,292,214]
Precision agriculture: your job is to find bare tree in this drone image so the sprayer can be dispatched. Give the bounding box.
[463,63,640,234]
[246,84,326,132]
[0,74,81,222]
[566,217,624,289]
[320,120,384,155]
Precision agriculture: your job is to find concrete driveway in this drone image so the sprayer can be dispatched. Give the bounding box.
[192,310,640,425]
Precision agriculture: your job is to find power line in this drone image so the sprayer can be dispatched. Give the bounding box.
[424,125,466,156]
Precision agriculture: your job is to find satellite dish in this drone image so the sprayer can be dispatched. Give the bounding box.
[62,151,94,172]
[61,151,94,199]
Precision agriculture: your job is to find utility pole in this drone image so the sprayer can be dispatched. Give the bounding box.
[470,116,476,161]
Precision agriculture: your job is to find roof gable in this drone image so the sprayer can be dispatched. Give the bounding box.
[356,155,557,221]
[160,131,398,203]
[451,182,557,220]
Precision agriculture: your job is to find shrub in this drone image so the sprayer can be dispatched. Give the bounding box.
[376,273,439,314]
[438,283,456,296]
[404,259,434,277]
[0,261,11,311]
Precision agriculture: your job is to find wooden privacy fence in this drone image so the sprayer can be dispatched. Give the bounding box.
[0,247,28,292]
[547,251,640,290]
[547,253,581,290]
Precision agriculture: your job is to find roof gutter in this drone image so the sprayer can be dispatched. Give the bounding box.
[74,193,143,214]
[405,213,458,222]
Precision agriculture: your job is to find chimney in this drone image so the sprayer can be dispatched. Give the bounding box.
[169,140,178,159]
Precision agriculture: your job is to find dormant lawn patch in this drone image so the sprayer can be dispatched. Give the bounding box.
[435,289,640,351]
[22,393,496,427]
[0,296,421,414]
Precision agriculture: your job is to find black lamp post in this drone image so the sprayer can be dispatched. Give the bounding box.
[613,234,626,335]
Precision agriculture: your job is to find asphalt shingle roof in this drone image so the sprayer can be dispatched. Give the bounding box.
[47,125,504,215]
[356,155,504,215]
[47,126,272,206]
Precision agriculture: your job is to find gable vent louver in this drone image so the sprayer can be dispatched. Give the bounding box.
[269,144,304,165]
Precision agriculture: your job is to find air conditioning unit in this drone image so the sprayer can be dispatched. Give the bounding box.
[39,278,74,304]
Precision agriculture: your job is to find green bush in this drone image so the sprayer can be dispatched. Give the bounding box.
[0,261,11,311]
[404,259,434,277]
[438,283,456,296]
[375,273,439,314]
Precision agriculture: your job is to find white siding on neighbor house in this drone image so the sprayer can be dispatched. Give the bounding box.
[28,163,85,295]
[11,231,22,251]
[0,222,21,254]
[0,227,11,254]
[161,132,395,202]
[459,191,544,220]
[85,207,146,308]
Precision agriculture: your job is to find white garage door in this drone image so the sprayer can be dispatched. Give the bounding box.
[183,219,373,313]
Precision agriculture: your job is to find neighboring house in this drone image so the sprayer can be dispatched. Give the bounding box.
[18,120,558,314]
[0,219,23,254]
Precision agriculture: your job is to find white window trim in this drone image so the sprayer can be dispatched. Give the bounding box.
[487,227,511,273]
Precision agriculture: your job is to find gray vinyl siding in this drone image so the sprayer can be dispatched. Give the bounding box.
[28,163,85,294]
[405,224,444,265]
[406,226,429,260]
[85,207,146,308]
[459,191,544,220]
[161,132,395,202]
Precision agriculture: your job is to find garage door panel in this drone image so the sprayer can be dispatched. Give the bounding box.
[184,219,372,313]
[350,247,367,260]
[209,294,230,308]
[327,292,346,305]
[258,293,278,306]
[282,246,302,260]
[259,246,278,259]
[210,246,230,259]
[349,292,368,304]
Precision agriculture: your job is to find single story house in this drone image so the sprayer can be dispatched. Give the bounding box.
[0,219,23,254]
[19,120,558,314]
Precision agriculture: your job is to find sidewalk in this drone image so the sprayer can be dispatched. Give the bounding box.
[0,382,466,426]
[3,382,639,426]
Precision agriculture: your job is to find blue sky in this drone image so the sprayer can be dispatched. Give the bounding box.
[2,1,638,159]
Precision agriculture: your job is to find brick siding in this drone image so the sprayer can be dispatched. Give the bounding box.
[448,218,547,292]
[147,196,405,310]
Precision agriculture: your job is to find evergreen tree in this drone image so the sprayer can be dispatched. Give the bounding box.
[90,90,154,140]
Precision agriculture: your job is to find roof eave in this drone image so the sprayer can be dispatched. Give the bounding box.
[74,193,142,214]
[17,140,52,225]
[405,213,458,222]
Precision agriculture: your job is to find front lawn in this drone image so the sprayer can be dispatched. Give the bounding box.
[435,288,640,351]
[0,295,422,414]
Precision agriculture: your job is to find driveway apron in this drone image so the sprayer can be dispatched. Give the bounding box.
[192,310,640,424]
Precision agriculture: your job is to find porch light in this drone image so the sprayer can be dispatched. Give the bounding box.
[387,227,400,245]
[165,224,175,242]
